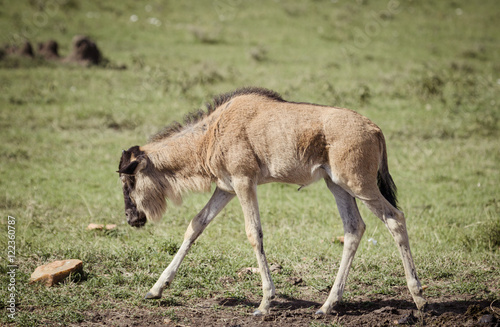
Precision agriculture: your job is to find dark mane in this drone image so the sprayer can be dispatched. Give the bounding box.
[206,87,284,112]
[149,87,284,142]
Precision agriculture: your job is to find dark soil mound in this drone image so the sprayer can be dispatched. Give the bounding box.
[1,36,119,68]
[4,41,35,57]
[38,40,60,60]
[19,41,34,57]
[65,35,102,66]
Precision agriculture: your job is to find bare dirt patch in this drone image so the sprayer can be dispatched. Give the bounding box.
[71,294,499,327]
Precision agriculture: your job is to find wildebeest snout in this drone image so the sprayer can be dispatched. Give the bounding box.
[125,208,147,228]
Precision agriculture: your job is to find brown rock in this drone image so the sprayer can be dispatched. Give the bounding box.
[87,223,104,230]
[87,223,117,230]
[29,259,83,286]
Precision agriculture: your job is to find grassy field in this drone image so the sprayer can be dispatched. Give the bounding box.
[1,0,499,326]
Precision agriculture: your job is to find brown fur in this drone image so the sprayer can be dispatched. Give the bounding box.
[118,87,426,315]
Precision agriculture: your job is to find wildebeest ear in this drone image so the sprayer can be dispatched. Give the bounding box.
[118,156,147,175]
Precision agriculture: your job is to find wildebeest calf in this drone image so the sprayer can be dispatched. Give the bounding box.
[118,87,426,315]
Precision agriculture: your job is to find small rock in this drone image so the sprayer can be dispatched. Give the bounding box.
[87,223,117,230]
[334,236,344,244]
[87,223,104,230]
[29,259,83,286]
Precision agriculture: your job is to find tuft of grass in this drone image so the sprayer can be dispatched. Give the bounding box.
[462,218,500,252]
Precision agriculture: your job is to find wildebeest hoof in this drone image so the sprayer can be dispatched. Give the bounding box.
[415,297,427,311]
[144,292,161,299]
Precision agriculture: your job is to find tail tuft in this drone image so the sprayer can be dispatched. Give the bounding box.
[377,170,399,210]
[377,133,399,210]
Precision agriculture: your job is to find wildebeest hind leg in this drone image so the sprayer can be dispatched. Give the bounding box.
[361,195,427,311]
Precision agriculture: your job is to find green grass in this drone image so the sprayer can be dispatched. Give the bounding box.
[1,0,499,325]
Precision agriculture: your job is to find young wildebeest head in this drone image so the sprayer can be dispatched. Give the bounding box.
[118,146,148,227]
[118,145,175,227]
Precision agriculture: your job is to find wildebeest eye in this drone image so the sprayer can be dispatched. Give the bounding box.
[126,176,136,189]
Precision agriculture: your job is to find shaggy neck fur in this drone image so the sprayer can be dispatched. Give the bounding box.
[136,121,213,221]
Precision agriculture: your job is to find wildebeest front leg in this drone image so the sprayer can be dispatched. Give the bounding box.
[317,179,366,315]
[233,177,275,316]
[145,187,234,299]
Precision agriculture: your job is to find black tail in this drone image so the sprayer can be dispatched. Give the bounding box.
[377,138,399,210]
